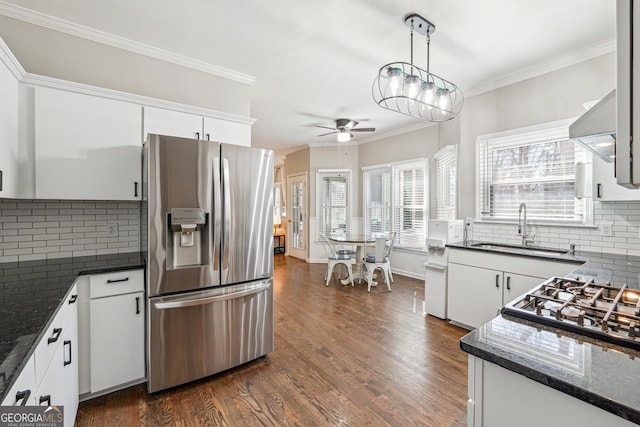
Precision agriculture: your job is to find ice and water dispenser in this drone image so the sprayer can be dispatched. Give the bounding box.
[166,208,210,269]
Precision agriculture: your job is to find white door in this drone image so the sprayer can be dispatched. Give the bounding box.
[287,173,307,260]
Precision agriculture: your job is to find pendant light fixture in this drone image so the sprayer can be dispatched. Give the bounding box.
[372,13,463,122]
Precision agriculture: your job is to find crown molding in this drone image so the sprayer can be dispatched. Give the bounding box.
[0,36,25,79]
[465,40,616,98]
[21,73,256,125]
[0,1,256,84]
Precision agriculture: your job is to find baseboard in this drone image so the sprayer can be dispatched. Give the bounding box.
[390,268,425,281]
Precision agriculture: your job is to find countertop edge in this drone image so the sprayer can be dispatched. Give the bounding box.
[446,241,586,264]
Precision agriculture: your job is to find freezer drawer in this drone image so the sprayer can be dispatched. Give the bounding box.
[147,279,273,392]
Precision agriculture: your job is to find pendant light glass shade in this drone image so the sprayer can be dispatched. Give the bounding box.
[372,14,463,122]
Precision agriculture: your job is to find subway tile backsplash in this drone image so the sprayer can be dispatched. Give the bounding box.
[0,199,139,262]
[471,201,640,256]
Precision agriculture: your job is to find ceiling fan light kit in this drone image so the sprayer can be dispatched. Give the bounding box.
[372,13,464,122]
[316,118,376,142]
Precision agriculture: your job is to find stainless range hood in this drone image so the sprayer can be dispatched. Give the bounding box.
[569,89,616,163]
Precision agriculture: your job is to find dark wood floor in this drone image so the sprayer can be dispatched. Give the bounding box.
[76,255,469,426]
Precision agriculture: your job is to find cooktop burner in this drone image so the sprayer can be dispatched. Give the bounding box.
[502,277,640,351]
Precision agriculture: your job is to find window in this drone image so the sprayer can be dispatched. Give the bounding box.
[477,122,592,224]
[363,160,428,250]
[434,145,457,220]
[317,170,350,237]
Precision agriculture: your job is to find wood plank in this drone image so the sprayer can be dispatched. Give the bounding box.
[76,255,469,426]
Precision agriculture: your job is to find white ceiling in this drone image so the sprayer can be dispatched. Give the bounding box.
[1,0,616,152]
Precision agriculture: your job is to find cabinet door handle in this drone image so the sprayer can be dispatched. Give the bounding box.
[495,274,500,288]
[107,277,129,284]
[15,390,31,406]
[506,276,511,290]
[135,296,141,314]
[195,132,200,139]
[64,340,72,366]
[39,395,51,406]
[596,183,602,199]
[134,181,139,197]
[0,170,3,192]
[48,328,62,344]
[68,294,77,304]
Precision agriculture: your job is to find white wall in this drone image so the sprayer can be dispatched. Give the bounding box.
[0,15,251,117]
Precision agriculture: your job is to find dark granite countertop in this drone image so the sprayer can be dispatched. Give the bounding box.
[454,241,640,423]
[0,253,145,402]
[461,315,640,424]
[446,240,587,264]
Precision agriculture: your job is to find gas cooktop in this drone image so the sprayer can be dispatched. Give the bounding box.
[502,276,640,352]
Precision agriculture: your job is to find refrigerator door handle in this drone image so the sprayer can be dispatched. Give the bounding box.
[213,155,222,271]
[222,157,231,273]
[154,282,271,309]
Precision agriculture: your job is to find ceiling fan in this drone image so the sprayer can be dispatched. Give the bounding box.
[316,119,375,142]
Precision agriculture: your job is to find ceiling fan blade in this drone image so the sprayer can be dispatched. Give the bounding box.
[351,127,376,132]
[317,131,338,137]
[315,125,337,130]
[344,120,358,130]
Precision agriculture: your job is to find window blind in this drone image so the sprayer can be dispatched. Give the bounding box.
[434,145,457,220]
[363,160,428,250]
[478,133,590,223]
[392,161,427,249]
[317,170,350,237]
[363,167,392,237]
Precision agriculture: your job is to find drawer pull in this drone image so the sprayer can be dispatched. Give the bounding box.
[39,395,51,406]
[68,294,78,304]
[64,340,72,366]
[136,296,141,314]
[106,277,129,284]
[48,328,62,344]
[495,274,500,288]
[506,276,511,290]
[16,389,31,406]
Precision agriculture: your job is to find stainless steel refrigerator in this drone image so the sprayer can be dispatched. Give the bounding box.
[141,134,274,393]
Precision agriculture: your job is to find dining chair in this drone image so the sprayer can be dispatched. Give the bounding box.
[365,232,396,283]
[319,234,355,287]
[363,236,393,293]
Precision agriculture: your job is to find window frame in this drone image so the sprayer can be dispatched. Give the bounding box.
[475,119,593,226]
[316,169,352,238]
[363,159,429,251]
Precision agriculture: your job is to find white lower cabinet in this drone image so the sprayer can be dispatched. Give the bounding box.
[447,249,581,329]
[35,310,78,427]
[81,269,145,395]
[467,355,636,427]
[1,356,36,406]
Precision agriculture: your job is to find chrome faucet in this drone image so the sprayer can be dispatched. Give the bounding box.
[518,202,535,246]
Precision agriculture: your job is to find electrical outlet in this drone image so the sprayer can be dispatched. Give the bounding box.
[107,224,118,237]
[601,222,613,237]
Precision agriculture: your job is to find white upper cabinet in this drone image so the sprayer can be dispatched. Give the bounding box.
[143,106,203,141]
[203,116,251,146]
[0,44,20,198]
[593,156,640,201]
[34,87,142,200]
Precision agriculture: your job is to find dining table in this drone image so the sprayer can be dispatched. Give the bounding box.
[328,233,378,285]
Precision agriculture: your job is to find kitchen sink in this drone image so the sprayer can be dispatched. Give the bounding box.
[469,242,569,257]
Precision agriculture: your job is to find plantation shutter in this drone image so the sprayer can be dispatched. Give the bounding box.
[392,161,427,249]
[434,145,457,220]
[478,134,589,223]
[317,170,350,237]
[363,167,392,236]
